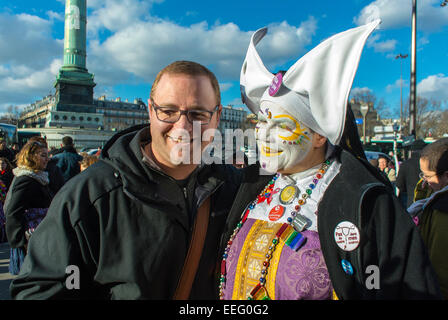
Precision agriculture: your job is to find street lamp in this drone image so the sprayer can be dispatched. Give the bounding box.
[395,53,408,137]
[409,0,417,139]
[360,103,369,145]
[392,121,400,174]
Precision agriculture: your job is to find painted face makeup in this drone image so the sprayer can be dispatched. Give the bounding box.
[256,102,313,173]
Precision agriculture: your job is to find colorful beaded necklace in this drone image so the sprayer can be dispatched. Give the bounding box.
[219,159,331,300]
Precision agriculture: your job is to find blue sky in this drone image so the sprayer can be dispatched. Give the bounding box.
[1,0,447,117]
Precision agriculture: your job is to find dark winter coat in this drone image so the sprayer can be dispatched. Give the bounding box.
[10,125,243,300]
[413,180,448,299]
[0,169,14,191]
[52,146,83,182]
[396,151,421,208]
[221,148,442,299]
[0,148,15,164]
[4,173,53,248]
[46,158,65,196]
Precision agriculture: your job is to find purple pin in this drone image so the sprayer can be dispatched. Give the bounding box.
[268,73,283,96]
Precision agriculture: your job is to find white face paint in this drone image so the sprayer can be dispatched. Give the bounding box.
[255,102,313,173]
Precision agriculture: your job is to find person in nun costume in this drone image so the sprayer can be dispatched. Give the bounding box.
[217,20,442,300]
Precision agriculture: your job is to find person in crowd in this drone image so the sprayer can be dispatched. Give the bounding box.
[378,155,396,184]
[52,136,83,183]
[218,20,441,300]
[10,60,243,299]
[0,179,7,243]
[0,157,14,192]
[48,146,60,157]
[79,155,99,172]
[0,138,15,164]
[93,147,102,157]
[4,141,53,275]
[369,158,378,168]
[396,139,426,208]
[11,142,20,162]
[407,137,448,299]
[0,158,11,243]
[28,136,65,197]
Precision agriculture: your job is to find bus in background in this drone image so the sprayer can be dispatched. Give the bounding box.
[17,130,41,147]
[0,123,18,147]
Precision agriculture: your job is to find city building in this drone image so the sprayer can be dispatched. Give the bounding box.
[218,105,247,132]
[17,0,148,148]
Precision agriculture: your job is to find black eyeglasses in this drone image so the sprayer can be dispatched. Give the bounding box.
[151,99,219,125]
[419,172,438,180]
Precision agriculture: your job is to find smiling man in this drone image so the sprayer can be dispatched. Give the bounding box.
[147,63,222,178]
[10,61,243,300]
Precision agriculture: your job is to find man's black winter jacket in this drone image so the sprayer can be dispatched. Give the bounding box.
[10,125,243,299]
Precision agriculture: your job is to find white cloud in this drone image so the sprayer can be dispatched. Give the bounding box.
[0,13,63,110]
[87,16,318,85]
[226,97,247,109]
[417,73,448,101]
[86,0,157,35]
[0,0,319,112]
[367,34,397,53]
[46,10,64,21]
[386,78,408,93]
[0,58,62,111]
[0,13,62,69]
[354,0,448,32]
[351,87,373,96]
[219,82,233,92]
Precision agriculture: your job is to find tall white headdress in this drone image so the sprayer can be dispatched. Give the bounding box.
[240,19,381,145]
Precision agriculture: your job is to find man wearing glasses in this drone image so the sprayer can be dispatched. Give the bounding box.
[408,137,448,299]
[10,61,244,299]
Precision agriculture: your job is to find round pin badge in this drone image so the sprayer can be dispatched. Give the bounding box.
[341,259,354,275]
[279,185,299,205]
[268,205,285,221]
[334,221,361,251]
[268,73,283,96]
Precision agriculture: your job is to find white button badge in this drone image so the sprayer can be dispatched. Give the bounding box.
[334,221,360,251]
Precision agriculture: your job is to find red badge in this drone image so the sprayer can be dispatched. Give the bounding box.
[268,205,285,221]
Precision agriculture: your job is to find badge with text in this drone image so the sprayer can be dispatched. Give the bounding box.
[279,185,298,205]
[334,221,360,251]
[268,205,285,221]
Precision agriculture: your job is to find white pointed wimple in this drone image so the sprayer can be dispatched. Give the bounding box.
[240,20,381,145]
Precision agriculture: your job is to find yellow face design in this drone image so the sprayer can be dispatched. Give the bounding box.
[274,114,310,143]
[256,104,313,172]
[257,111,311,157]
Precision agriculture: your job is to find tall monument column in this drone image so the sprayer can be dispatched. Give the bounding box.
[55,0,95,109]
[62,0,88,71]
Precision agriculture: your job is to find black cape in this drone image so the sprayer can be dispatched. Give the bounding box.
[221,148,442,299]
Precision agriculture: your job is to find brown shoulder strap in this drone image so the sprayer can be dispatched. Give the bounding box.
[173,197,210,300]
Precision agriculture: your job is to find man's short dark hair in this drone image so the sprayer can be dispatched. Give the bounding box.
[420,137,448,176]
[62,136,74,146]
[150,60,221,106]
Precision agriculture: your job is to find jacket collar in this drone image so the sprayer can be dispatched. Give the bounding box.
[100,125,227,227]
[13,167,49,186]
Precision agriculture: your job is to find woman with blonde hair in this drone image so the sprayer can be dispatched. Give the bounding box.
[4,140,53,275]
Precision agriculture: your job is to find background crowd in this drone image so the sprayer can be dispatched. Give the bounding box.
[0,136,99,274]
